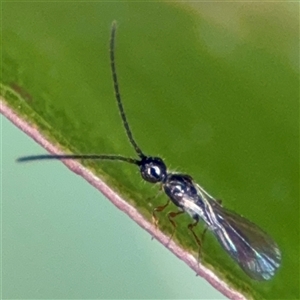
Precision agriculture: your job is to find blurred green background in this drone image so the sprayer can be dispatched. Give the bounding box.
[1,2,299,299]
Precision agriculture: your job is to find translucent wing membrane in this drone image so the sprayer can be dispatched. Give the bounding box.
[195,184,281,280]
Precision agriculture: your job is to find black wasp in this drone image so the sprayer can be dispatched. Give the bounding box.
[18,21,281,281]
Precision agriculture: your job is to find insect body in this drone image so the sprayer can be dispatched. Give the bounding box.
[18,21,281,281]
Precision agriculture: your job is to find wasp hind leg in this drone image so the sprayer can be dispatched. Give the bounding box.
[187,217,206,274]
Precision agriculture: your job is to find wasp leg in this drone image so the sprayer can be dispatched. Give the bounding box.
[167,210,185,244]
[187,218,203,273]
[152,199,170,230]
[188,219,201,248]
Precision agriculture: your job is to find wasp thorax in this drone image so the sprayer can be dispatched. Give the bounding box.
[139,156,167,183]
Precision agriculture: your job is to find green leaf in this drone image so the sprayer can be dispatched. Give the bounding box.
[2,2,298,299]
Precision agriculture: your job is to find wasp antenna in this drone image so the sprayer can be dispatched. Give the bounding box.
[17,154,140,165]
[110,21,145,159]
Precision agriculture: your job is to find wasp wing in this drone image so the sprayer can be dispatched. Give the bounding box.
[195,184,281,280]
